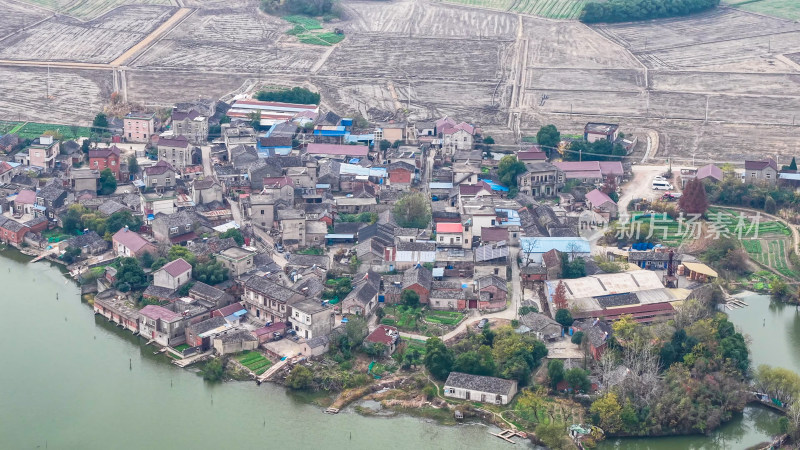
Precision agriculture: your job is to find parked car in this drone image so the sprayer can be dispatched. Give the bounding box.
[478,318,489,329]
[275,242,284,253]
[272,332,282,341]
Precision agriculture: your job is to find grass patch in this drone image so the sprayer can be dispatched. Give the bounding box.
[173,344,190,352]
[283,15,323,30]
[237,350,272,372]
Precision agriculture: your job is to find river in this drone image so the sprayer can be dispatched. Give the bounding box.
[0,250,522,450]
[601,292,790,449]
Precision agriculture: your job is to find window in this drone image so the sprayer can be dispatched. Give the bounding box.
[184,224,191,232]
[169,226,178,234]
[111,161,116,166]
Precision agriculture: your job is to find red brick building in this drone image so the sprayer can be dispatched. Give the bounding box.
[0,217,30,245]
[387,161,415,187]
[402,265,433,304]
[88,146,122,180]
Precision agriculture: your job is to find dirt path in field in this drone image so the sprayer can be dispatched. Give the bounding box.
[109,7,194,67]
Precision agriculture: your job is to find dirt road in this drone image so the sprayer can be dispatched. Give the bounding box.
[110,7,194,67]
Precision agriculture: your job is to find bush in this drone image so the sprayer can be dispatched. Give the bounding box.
[581,0,720,24]
[571,331,584,345]
[255,86,320,105]
[286,365,313,390]
[201,358,225,382]
[422,385,437,400]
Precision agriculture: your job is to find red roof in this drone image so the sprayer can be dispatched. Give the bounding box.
[518,151,547,161]
[459,181,492,196]
[0,161,14,174]
[88,146,120,159]
[263,176,294,188]
[307,143,369,157]
[573,302,675,323]
[214,302,245,318]
[14,190,36,204]
[140,304,181,322]
[585,189,615,206]
[112,228,152,252]
[160,258,192,277]
[366,325,399,345]
[436,222,463,234]
[169,231,199,244]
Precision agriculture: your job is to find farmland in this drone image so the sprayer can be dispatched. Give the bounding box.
[236,350,272,375]
[15,0,172,20]
[437,0,587,19]
[0,121,91,139]
[727,0,800,20]
[380,305,465,336]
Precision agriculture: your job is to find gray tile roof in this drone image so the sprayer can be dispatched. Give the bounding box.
[476,275,507,292]
[403,265,432,291]
[244,276,304,303]
[444,372,516,395]
[188,316,227,335]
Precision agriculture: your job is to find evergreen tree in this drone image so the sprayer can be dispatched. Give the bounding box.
[678,178,709,216]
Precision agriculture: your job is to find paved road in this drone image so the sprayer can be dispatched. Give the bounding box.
[399,247,522,343]
[200,145,212,176]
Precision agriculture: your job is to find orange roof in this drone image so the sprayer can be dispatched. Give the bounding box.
[436,223,463,234]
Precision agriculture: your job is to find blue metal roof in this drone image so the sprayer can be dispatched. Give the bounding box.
[233,309,247,317]
[429,182,454,189]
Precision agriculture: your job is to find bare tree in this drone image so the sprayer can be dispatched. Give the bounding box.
[520,237,539,267]
[673,298,710,330]
[619,339,661,409]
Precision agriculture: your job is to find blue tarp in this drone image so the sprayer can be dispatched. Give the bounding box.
[479,179,509,192]
[233,309,247,317]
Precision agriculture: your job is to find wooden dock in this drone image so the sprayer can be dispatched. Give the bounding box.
[490,429,527,444]
[723,298,748,309]
[324,407,340,415]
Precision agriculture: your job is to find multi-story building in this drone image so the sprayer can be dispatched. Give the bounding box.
[28,135,59,170]
[88,146,121,180]
[242,275,305,325]
[124,112,155,143]
[172,109,208,143]
[157,136,191,170]
[516,162,563,198]
[289,299,335,340]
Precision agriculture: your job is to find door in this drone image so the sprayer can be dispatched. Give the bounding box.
[468,299,477,309]
[465,391,470,400]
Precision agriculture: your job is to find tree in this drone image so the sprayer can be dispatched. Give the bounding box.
[61,246,82,264]
[424,337,454,380]
[62,204,87,234]
[128,155,139,175]
[286,365,313,390]
[139,251,154,269]
[564,367,590,392]
[194,260,229,285]
[248,111,262,131]
[580,0,721,24]
[379,139,391,151]
[375,307,386,320]
[392,192,431,229]
[402,347,421,370]
[552,281,568,310]
[679,178,709,216]
[497,155,526,188]
[255,87,321,105]
[219,228,245,246]
[571,331,584,345]
[536,124,560,155]
[789,157,798,171]
[452,347,496,376]
[106,210,142,234]
[483,136,495,145]
[401,289,420,307]
[201,358,225,382]
[590,392,623,434]
[98,168,117,195]
[364,342,387,357]
[92,113,108,134]
[168,245,196,265]
[151,257,168,270]
[612,314,637,342]
[555,309,573,328]
[548,359,565,390]
[535,422,571,450]
[114,257,147,291]
[81,139,91,154]
[765,195,777,214]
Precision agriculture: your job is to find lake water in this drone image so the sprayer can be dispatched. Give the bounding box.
[0,250,523,449]
[1,249,789,450]
[600,292,788,449]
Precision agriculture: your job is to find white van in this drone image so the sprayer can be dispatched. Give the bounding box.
[652,180,673,190]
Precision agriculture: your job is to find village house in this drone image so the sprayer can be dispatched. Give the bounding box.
[151,210,209,244]
[212,330,258,355]
[88,146,121,180]
[277,208,306,248]
[36,182,68,219]
[517,161,563,198]
[391,241,436,269]
[289,299,335,340]
[112,228,157,258]
[519,312,562,341]
[584,122,619,142]
[438,118,474,153]
[402,265,433,304]
[12,189,37,216]
[0,217,29,245]
[385,161,416,189]
[584,189,618,219]
[153,258,193,290]
[143,161,177,190]
[66,231,109,256]
[71,168,100,193]
[243,275,305,325]
[744,158,778,185]
[553,160,624,185]
[124,112,155,143]
[185,316,229,351]
[191,178,223,205]
[475,274,508,304]
[680,164,723,187]
[157,136,191,170]
[436,222,468,249]
[247,194,276,229]
[443,372,518,405]
[0,161,15,185]
[520,237,591,264]
[138,304,186,346]
[27,135,59,170]
[517,145,547,162]
[341,270,380,316]
[93,293,140,334]
[571,319,613,360]
[520,264,548,284]
[171,109,208,143]
[306,143,369,161]
[364,325,400,355]
[628,250,682,270]
[189,281,234,309]
[217,246,255,277]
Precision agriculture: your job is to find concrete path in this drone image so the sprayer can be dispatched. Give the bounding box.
[258,359,287,382]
